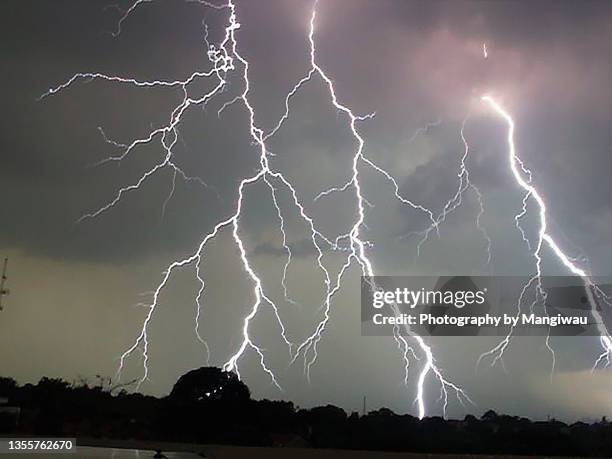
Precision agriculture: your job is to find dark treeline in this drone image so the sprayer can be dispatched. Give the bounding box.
[1,367,611,457]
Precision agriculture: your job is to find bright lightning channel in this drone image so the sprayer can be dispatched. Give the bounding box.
[477,95,612,372]
[41,0,470,418]
[48,0,612,420]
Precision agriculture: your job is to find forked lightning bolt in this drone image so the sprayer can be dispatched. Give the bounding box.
[284,4,470,418]
[477,95,612,373]
[41,0,611,420]
[409,113,491,264]
[42,0,468,418]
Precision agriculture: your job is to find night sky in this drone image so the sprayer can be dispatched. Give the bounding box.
[2,0,612,420]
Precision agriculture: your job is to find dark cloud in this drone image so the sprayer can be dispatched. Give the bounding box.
[2,0,612,420]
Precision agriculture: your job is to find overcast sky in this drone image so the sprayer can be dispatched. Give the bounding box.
[2,0,612,421]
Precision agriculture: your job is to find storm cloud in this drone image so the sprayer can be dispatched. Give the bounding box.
[2,0,612,421]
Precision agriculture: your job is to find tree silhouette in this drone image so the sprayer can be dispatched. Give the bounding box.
[2,368,612,457]
[482,409,499,421]
[169,367,250,403]
[0,377,16,397]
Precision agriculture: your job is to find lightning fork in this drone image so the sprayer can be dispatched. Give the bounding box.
[478,95,612,372]
[46,0,470,418]
[408,112,491,264]
[283,2,470,419]
[46,0,363,392]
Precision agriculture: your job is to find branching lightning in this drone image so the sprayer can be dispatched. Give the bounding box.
[476,95,612,374]
[409,113,492,264]
[42,0,612,420]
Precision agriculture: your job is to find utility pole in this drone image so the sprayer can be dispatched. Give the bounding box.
[362,395,367,417]
[0,258,9,311]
